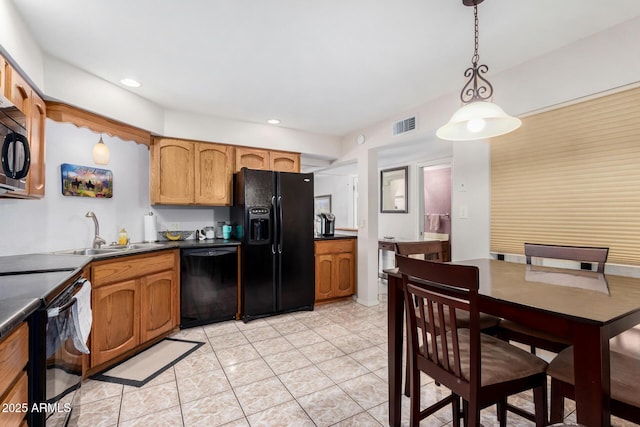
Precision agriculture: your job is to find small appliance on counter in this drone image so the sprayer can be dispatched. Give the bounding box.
[319,212,335,236]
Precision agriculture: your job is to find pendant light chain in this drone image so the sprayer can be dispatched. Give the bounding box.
[460,2,492,103]
[472,4,480,66]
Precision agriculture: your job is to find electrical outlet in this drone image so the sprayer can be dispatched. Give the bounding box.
[168,222,181,231]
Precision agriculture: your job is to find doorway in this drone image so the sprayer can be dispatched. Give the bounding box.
[418,162,452,242]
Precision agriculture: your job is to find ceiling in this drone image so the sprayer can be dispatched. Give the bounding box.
[11,1,640,137]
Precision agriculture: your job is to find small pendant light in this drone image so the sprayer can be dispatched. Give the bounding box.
[437,0,521,141]
[93,134,110,165]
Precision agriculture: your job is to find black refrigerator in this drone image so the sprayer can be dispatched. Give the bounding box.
[232,168,315,321]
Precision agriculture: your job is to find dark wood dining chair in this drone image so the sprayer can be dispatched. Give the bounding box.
[547,344,640,424]
[395,241,501,396]
[397,255,548,426]
[497,243,609,354]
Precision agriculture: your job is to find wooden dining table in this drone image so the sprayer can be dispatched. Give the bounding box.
[387,258,640,427]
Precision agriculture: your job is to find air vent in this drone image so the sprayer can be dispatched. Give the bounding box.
[392,116,416,136]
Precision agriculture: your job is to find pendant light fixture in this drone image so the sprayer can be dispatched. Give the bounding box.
[92,134,110,165]
[436,0,521,141]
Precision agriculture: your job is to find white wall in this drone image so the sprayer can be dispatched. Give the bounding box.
[0,120,231,256]
[0,0,44,89]
[336,18,640,303]
[313,174,353,228]
[163,110,342,159]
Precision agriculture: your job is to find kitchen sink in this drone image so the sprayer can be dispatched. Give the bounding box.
[55,242,165,257]
[66,248,124,255]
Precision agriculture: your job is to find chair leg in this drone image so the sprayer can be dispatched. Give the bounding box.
[404,340,410,397]
[462,400,469,427]
[468,400,481,427]
[408,357,421,427]
[452,394,461,427]
[497,398,507,427]
[533,380,548,427]
[549,378,565,424]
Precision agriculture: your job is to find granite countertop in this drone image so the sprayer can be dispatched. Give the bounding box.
[0,269,84,338]
[314,234,357,241]
[0,253,91,275]
[0,239,242,339]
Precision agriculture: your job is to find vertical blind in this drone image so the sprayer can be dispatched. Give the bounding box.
[490,86,640,266]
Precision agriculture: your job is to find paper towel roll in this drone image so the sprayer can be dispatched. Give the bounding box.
[143,214,157,242]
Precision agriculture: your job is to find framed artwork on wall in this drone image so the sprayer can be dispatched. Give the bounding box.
[380,166,408,213]
[61,163,113,198]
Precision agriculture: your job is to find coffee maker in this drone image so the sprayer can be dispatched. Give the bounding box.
[319,212,335,237]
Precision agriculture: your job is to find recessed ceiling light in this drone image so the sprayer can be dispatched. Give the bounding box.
[120,78,141,88]
[267,119,281,125]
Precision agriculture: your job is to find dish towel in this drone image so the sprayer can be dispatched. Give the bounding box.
[429,214,440,231]
[70,279,92,354]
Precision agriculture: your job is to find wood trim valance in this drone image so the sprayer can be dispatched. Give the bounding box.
[46,101,151,147]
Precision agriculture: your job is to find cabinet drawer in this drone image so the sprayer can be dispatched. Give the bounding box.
[92,251,176,286]
[0,370,28,427]
[0,323,28,398]
[315,239,355,255]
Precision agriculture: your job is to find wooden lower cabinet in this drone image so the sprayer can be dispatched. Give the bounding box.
[91,279,140,367]
[140,270,177,342]
[90,250,179,371]
[0,323,29,427]
[314,238,356,302]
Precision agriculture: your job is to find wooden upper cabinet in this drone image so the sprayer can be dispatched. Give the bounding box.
[235,147,270,171]
[0,56,6,98]
[151,138,195,205]
[235,147,301,172]
[27,91,46,197]
[195,142,234,205]
[151,137,235,206]
[6,66,30,115]
[271,151,300,172]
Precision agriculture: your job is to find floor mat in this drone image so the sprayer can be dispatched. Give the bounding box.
[92,338,204,387]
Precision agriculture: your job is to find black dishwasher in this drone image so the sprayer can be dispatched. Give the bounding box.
[180,246,238,328]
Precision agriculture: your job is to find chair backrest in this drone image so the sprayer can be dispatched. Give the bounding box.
[395,241,444,262]
[524,243,609,273]
[396,254,480,397]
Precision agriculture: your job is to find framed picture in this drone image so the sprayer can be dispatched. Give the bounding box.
[61,163,113,198]
[314,194,332,217]
[380,166,408,213]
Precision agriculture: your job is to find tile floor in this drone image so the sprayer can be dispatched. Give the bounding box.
[66,286,638,427]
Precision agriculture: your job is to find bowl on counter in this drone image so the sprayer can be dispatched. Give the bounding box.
[157,230,195,241]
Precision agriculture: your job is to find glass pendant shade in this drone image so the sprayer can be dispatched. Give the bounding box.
[93,136,110,165]
[436,101,522,141]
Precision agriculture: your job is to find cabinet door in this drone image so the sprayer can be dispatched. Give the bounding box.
[140,270,176,342]
[334,252,355,297]
[235,147,269,172]
[271,151,300,172]
[194,142,234,205]
[6,66,30,114]
[315,254,334,301]
[0,56,6,98]
[151,138,194,204]
[91,280,140,367]
[27,92,46,197]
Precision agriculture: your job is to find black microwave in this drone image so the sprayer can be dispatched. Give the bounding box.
[0,94,30,194]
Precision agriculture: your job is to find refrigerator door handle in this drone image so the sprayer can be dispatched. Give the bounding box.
[277,195,283,254]
[271,196,277,255]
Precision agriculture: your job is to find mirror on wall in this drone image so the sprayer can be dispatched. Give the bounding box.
[380,166,408,213]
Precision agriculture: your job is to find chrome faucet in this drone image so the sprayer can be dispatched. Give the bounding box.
[85,211,106,249]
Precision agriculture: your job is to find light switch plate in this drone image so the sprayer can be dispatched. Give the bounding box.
[459,206,469,219]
